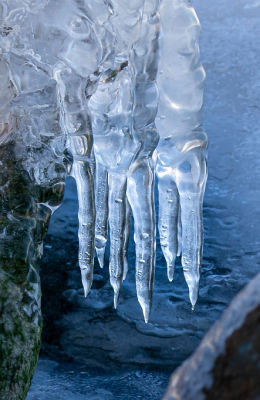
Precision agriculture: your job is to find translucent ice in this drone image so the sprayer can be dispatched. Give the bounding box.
[89,0,160,320]
[155,0,208,308]
[0,0,208,323]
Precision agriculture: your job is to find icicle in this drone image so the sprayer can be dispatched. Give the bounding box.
[89,0,145,310]
[95,162,109,268]
[123,198,132,281]
[127,0,160,321]
[72,159,95,297]
[1,0,209,324]
[108,172,127,308]
[127,158,156,323]
[158,180,179,282]
[156,0,208,306]
[177,202,182,257]
[55,67,96,298]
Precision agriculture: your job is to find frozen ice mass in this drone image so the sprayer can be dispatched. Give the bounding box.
[0,0,207,323]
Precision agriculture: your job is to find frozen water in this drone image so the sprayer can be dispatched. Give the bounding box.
[89,0,161,321]
[88,0,207,319]
[0,0,207,322]
[156,0,208,307]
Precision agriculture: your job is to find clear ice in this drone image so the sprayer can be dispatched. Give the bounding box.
[0,0,208,322]
[156,0,208,307]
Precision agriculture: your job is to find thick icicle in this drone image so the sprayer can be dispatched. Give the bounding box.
[72,159,95,297]
[89,0,144,308]
[95,162,109,268]
[55,67,96,297]
[176,150,207,308]
[156,0,208,305]
[127,0,160,321]
[89,66,138,307]
[158,179,179,282]
[127,158,156,323]
[179,191,201,308]
[108,172,127,308]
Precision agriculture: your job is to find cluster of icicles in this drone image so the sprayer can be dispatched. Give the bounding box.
[0,0,208,322]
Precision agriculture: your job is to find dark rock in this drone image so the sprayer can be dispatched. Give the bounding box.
[163,272,260,400]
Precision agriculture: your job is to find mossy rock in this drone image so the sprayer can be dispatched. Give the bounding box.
[0,277,42,400]
[0,139,66,399]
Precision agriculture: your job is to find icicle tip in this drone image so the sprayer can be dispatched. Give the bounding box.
[141,302,151,324]
[96,247,105,269]
[113,286,121,309]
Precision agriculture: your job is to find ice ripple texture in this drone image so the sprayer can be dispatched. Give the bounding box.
[0,0,207,321]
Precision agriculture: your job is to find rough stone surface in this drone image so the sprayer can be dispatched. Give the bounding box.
[0,278,42,400]
[0,140,65,399]
[163,272,260,400]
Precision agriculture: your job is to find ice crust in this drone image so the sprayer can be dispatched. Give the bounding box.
[0,0,207,321]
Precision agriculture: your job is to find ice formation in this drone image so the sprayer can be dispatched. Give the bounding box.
[0,0,208,322]
[156,0,208,308]
[89,0,160,321]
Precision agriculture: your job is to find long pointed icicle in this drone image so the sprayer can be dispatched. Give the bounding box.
[73,159,95,297]
[177,151,207,308]
[95,161,109,268]
[158,179,179,282]
[127,158,156,323]
[108,172,127,309]
[179,190,202,309]
[55,67,96,299]
[126,0,160,322]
